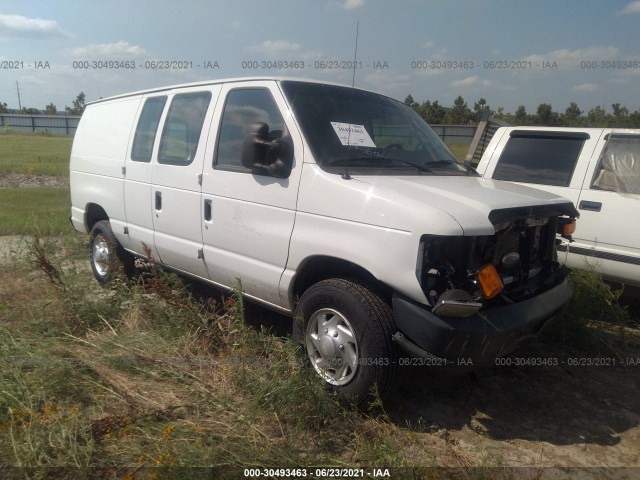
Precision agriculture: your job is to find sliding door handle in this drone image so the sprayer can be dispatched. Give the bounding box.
[578,200,602,212]
[155,191,162,211]
[204,199,212,221]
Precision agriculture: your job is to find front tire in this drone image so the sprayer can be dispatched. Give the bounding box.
[295,279,399,406]
[89,220,133,284]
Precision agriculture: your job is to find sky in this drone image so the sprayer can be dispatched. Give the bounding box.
[1,0,639,116]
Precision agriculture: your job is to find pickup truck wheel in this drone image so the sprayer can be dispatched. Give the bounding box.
[296,279,399,406]
[89,220,133,284]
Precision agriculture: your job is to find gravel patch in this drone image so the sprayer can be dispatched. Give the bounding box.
[0,235,32,265]
[0,173,68,188]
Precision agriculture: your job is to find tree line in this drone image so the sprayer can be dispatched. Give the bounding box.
[404,94,640,128]
[2,90,639,129]
[0,92,86,116]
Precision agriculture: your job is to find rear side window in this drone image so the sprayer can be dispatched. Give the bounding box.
[158,91,211,165]
[493,132,587,187]
[131,96,167,162]
[215,88,284,170]
[592,135,640,194]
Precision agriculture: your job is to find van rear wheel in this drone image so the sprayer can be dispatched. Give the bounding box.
[89,220,133,284]
[295,279,399,406]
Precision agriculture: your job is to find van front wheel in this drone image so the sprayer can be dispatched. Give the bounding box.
[89,220,133,284]
[296,279,399,406]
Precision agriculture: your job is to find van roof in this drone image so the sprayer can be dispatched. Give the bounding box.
[86,76,375,106]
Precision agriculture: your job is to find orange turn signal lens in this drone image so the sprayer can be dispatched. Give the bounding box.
[563,220,577,236]
[477,264,504,300]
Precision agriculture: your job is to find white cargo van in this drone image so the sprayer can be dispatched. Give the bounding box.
[70,78,578,403]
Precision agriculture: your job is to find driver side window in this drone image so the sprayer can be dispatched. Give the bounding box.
[214,88,285,171]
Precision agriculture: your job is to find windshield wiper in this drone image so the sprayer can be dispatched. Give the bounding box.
[332,156,433,174]
[426,159,479,175]
[388,158,434,173]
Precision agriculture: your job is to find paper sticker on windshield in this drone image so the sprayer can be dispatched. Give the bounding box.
[330,122,376,147]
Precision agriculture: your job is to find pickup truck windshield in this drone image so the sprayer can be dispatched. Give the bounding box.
[281,81,470,176]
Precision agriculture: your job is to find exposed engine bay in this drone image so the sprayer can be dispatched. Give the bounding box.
[417,205,578,317]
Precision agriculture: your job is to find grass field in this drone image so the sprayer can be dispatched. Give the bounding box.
[446,143,470,162]
[0,187,71,236]
[0,134,72,177]
[0,238,427,476]
[0,134,72,235]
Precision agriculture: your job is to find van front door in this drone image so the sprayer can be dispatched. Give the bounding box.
[201,82,303,308]
[151,87,221,279]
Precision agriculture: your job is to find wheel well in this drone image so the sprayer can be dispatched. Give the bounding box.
[85,203,109,231]
[290,256,392,305]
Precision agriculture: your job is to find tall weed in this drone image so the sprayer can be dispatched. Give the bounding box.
[1,235,417,474]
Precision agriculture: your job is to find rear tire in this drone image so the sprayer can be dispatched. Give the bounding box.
[295,278,399,406]
[89,220,134,284]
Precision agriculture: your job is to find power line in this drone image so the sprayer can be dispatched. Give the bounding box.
[16,81,22,110]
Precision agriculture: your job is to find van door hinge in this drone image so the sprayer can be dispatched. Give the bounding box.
[122,166,126,176]
[197,249,204,259]
[197,173,203,186]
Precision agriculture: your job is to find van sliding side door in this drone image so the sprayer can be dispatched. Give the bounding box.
[123,95,167,261]
[150,86,221,278]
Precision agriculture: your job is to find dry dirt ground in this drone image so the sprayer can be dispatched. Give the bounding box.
[243,292,640,478]
[243,288,640,478]
[0,173,68,188]
[387,346,640,474]
[0,235,33,266]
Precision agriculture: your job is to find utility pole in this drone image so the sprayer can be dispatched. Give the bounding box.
[16,81,22,110]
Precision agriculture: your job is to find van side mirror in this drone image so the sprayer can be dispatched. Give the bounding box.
[241,122,293,178]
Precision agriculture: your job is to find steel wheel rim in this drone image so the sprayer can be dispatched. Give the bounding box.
[92,234,113,278]
[305,308,359,386]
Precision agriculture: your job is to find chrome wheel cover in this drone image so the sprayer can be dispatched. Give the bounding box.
[305,308,359,386]
[92,234,113,278]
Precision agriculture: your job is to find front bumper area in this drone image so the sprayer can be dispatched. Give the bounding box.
[392,277,572,369]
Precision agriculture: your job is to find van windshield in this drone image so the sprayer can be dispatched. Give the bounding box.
[280,81,471,176]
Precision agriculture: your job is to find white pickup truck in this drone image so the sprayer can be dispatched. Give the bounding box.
[476,127,640,286]
[70,78,579,403]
